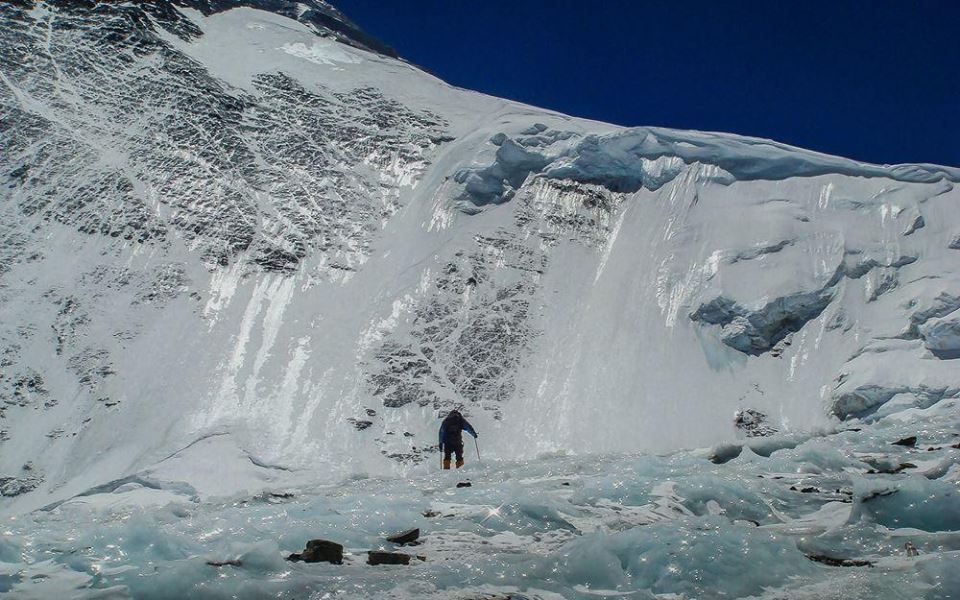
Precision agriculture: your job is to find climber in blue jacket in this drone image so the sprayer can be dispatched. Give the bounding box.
[438,410,477,469]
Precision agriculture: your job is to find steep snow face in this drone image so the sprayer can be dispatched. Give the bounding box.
[1,1,959,514]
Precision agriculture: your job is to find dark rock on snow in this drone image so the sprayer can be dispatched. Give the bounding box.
[734,409,778,437]
[0,475,43,497]
[368,551,414,566]
[385,528,420,545]
[892,435,917,447]
[286,539,344,564]
[805,554,875,568]
[206,559,242,567]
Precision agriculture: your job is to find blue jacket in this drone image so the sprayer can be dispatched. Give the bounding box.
[439,411,476,447]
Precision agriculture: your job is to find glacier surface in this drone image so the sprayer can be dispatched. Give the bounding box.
[1,402,958,599]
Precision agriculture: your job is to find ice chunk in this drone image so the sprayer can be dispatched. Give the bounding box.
[691,289,834,355]
[769,438,863,473]
[919,309,960,358]
[0,537,20,564]
[544,516,816,598]
[850,477,960,531]
[673,475,775,523]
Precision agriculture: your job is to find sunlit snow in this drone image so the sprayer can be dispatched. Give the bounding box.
[1,1,958,598]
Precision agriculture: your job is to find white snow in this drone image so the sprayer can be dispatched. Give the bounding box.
[1,3,959,597]
[280,40,363,68]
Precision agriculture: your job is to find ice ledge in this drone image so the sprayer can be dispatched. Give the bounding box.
[455,126,959,209]
[625,127,960,184]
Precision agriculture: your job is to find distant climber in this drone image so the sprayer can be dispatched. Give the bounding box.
[439,410,477,469]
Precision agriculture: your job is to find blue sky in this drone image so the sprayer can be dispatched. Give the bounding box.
[334,1,959,167]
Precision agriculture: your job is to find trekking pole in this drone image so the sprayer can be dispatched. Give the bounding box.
[474,437,481,463]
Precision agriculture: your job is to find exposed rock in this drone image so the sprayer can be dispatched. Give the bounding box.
[734,409,778,437]
[805,554,875,568]
[903,214,925,236]
[286,539,343,564]
[385,528,420,545]
[456,481,472,488]
[367,551,413,566]
[839,253,918,280]
[866,268,899,302]
[0,475,42,497]
[348,418,373,431]
[367,232,541,421]
[892,436,917,447]
[206,559,242,567]
[4,370,49,408]
[726,239,794,264]
[254,491,294,503]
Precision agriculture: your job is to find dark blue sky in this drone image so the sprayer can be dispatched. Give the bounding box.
[334,1,959,167]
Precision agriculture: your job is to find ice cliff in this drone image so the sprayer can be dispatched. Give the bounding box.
[1,0,959,519]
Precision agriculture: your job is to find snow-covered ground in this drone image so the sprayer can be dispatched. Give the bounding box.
[1,2,959,597]
[2,401,958,599]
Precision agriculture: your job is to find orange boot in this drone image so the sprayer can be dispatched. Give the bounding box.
[455,458,464,469]
[442,458,451,470]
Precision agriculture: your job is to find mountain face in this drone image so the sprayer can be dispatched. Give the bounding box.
[2,0,960,515]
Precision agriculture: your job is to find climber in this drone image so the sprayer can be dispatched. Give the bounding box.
[439,409,477,469]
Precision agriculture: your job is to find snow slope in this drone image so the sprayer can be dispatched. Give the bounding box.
[1,0,959,521]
